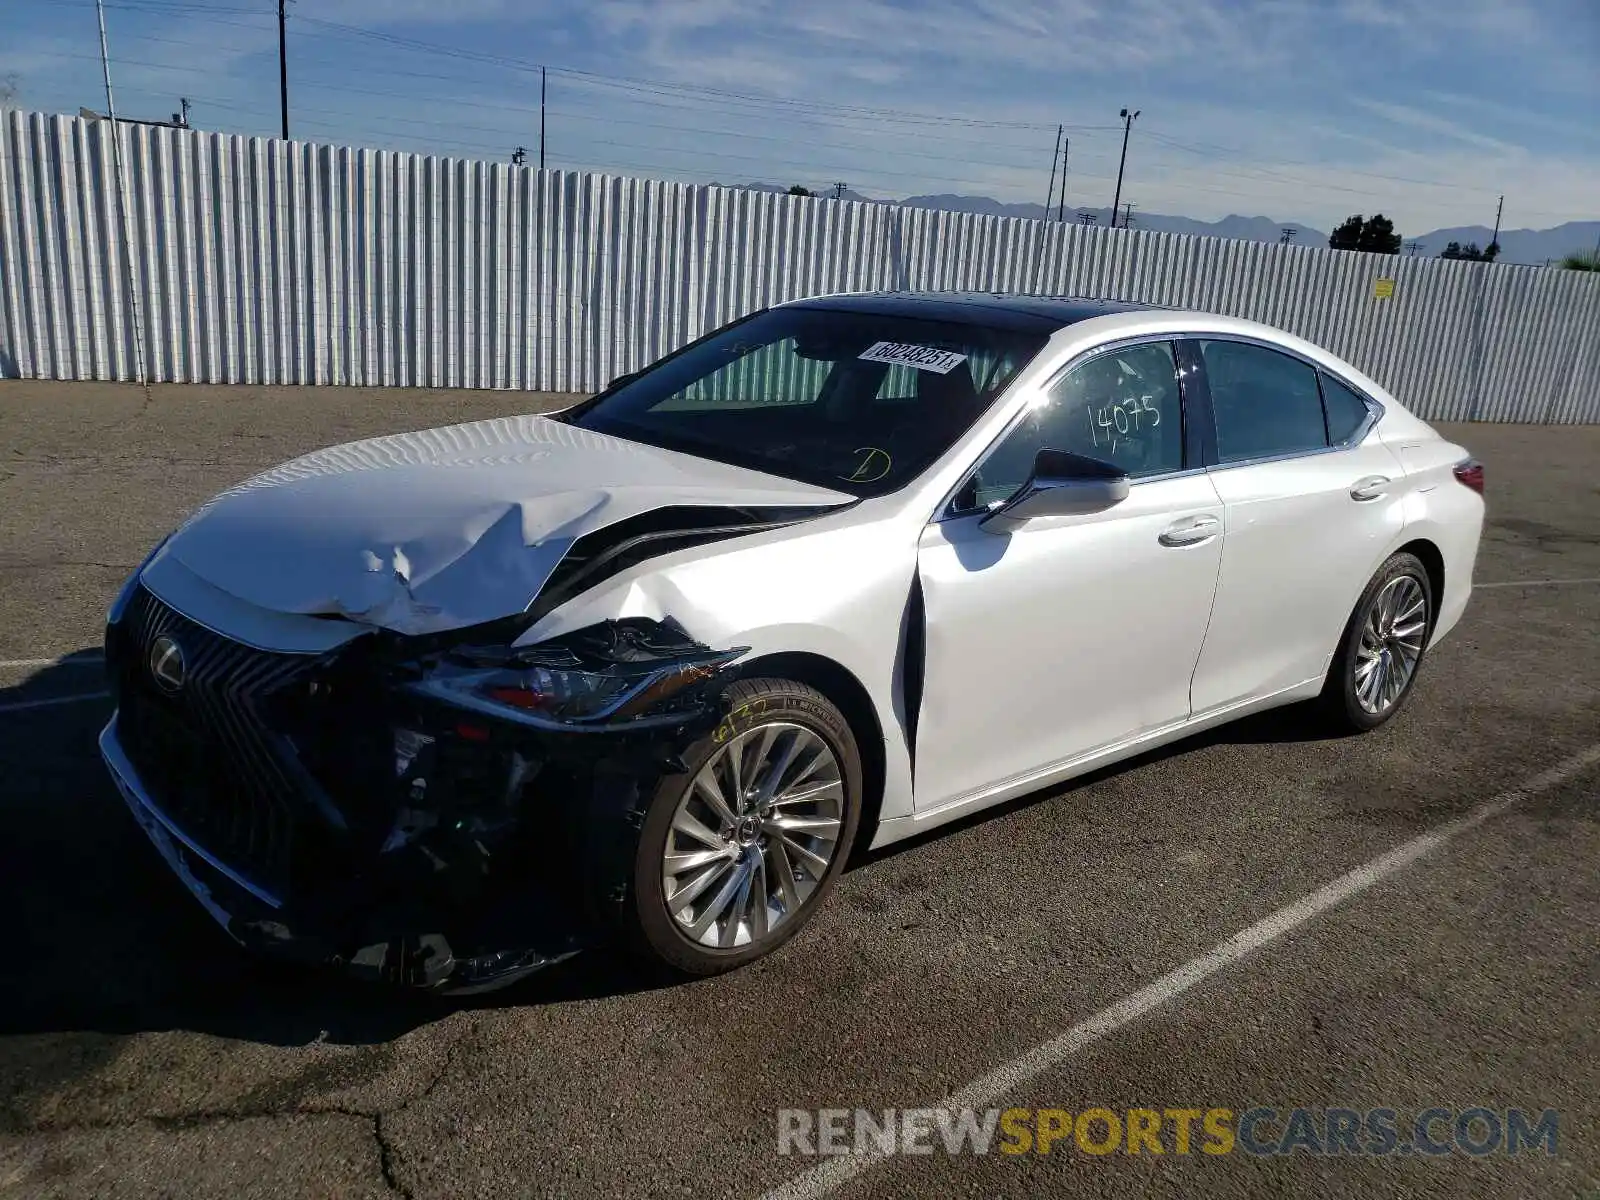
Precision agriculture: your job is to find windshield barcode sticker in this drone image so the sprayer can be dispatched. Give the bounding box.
[858,342,969,374]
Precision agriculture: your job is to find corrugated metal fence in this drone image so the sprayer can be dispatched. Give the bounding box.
[3,110,1598,422]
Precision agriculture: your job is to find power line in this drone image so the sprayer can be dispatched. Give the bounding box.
[39,7,1596,223]
[1139,128,1512,198]
[44,37,1071,159]
[45,10,1096,153]
[39,48,1064,173]
[291,13,1060,132]
[146,92,1061,196]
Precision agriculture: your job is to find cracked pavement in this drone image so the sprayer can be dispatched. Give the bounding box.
[0,381,1596,1198]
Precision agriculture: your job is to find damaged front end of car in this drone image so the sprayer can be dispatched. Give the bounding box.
[102,585,748,993]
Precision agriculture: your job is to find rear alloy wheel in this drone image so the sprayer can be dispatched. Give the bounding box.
[1322,552,1434,732]
[626,678,862,975]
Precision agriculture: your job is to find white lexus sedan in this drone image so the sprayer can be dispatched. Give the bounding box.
[100,292,1485,990]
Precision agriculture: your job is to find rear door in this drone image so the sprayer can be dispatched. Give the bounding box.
[1186,338,1408,714]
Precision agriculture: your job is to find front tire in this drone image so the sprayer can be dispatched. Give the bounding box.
[1321,552,1434,732]
[623,678,862,976]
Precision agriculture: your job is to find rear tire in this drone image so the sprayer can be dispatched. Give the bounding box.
[1320,552,1434,733]
[622,678,862,976]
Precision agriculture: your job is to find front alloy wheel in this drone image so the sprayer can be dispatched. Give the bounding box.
[663,722,844,948]
[625,678,862,975]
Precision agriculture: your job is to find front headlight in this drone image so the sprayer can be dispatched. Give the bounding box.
[422,662,640,721]
[404,619,746,729]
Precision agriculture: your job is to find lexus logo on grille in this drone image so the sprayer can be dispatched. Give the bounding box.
[148,635,186,693]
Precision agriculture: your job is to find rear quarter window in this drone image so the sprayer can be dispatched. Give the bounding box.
[1320,372,1374,444]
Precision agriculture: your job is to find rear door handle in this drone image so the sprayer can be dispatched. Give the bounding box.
[1350,475,1390,502]
[1159,515,1221,547]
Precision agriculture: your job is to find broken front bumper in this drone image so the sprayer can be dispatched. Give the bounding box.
[99,713,583,992]
[100,582,740,993]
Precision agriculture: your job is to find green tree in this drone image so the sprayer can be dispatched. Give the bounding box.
[1329,214,1366,250]
[787,184,813,197]
[1328,213,1402,254]
[1440,240,1502,263]
[1359,214,1401,253]
[1561,250,1599,271]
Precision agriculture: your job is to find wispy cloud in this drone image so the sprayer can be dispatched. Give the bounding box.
[1348,99,1519,155]
[4,0,1595,232]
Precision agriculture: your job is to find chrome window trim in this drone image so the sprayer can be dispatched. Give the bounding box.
[1202,441,1354,473]
[1189,332,1386,468]
[935,334,1191,521]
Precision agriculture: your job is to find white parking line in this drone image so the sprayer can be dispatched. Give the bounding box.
[1477,577,1600,589]
[759,741,1600,1200]
[0,690,112,715]
[0,655,105,670]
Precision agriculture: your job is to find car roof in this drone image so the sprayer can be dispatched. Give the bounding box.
[779,290,1163,334]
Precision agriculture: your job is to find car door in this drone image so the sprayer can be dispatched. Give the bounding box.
[1186,338,1408,715]
[913,339,1225,813]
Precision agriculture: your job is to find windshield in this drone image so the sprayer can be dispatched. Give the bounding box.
[560,307,1048,496]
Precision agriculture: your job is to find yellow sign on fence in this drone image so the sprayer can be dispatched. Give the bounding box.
[1374,277,1396,300]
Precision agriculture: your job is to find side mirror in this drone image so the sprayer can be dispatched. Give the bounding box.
[979,449,1129,533]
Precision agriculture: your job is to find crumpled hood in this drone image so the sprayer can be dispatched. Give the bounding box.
[158,414,851,635]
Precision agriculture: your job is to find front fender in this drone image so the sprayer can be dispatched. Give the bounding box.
[519,517,923,831]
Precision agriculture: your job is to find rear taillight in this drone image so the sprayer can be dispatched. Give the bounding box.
[1453,458,1485,494]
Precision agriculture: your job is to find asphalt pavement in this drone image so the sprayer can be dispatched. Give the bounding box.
[1,379,1596,1199]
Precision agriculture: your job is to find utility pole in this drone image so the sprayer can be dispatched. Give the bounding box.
[1057,137,1069,222]
[1406,239,1424,256]
[1121,201,1136,229]
[1043,123,1062,218]
[277,0,289,139]
[1279,226,1297,245]
[1111,107,1139,226]
[1489,194,1503,253]
[832,181,847,200]
[539,66,546,170]
[511,146,526,166]
[1079,211,1097,225]
[94,0,148,391]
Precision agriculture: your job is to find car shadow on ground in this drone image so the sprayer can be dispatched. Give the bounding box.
[0,651,1348,1051]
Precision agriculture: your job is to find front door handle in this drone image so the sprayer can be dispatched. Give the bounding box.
[1159,515,1221,547]
[1350,475,1390,502]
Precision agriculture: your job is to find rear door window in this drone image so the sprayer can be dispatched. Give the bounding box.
[1199,339,1327,463]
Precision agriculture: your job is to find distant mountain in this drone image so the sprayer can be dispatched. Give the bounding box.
[899,194,1328,246]
[1404,222,1600,266]
[730,182,1596,266]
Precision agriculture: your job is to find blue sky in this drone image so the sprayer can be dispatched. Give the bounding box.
[4,0,1598,234]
